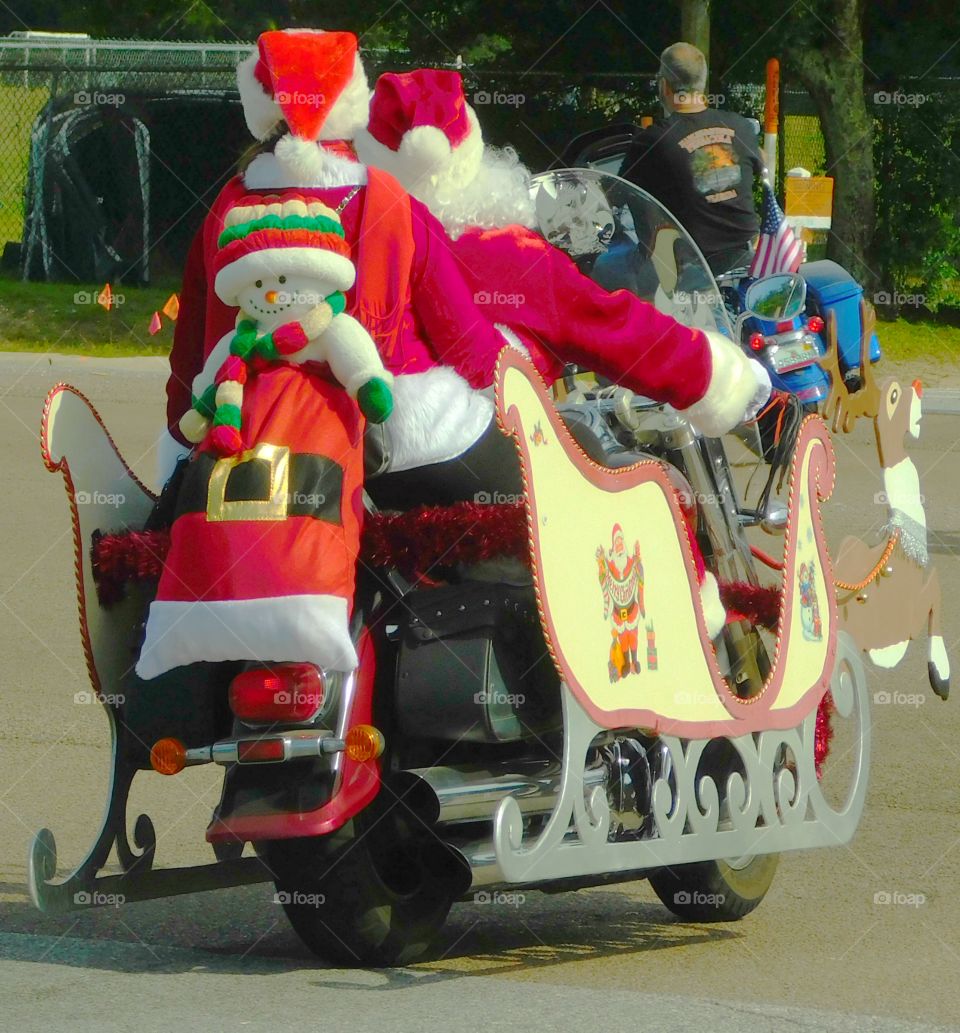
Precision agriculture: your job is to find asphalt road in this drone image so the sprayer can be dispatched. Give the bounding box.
[1,352,959,1033]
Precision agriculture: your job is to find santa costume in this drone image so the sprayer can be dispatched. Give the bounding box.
[353,67,753,634]
[353,68,770,441]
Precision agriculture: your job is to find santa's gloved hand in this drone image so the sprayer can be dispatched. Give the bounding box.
[743,359,773,423]
[682,331,771,438]
[357,377,394,423]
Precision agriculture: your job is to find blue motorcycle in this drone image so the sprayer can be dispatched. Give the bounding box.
[720,258,882,411]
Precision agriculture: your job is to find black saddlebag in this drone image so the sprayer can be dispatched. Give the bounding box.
[395,581,560,743]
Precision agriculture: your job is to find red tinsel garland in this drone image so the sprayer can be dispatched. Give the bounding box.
[361,501,529,579]
[814,692,835,778]
[88,506,835,772]
[91,528,170,606]
[718,580,780,631]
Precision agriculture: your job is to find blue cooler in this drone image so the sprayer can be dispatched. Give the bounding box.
[801,260,882,372]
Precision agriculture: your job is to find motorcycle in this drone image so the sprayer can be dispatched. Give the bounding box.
[31,170,873,967]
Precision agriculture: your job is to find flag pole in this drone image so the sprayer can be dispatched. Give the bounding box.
[764,58,779,187]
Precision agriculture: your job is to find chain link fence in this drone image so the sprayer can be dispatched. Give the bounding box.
[0,38,256,283]
[2,36,955,309]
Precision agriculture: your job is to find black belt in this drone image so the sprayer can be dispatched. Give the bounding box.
[175,448,344,524]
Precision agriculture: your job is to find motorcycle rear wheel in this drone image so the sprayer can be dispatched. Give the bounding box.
[267,811,457,967]
[648,852,779,921]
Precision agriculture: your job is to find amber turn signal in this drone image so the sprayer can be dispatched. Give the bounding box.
[345,724,385,762]
[150,737,187,776]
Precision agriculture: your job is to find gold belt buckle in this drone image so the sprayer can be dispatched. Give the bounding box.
[206,443,290,522]
[619,606,630,621]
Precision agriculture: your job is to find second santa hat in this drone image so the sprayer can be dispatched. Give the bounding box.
[354,69,484,191]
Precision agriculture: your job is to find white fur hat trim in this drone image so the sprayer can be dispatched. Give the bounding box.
[214,248,355,307]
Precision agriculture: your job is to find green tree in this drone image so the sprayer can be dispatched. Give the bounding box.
[783,0,875,287]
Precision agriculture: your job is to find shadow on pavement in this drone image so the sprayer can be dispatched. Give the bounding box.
[0,879,738,980]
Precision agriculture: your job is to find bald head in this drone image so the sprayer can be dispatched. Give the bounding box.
[659,42,708,95]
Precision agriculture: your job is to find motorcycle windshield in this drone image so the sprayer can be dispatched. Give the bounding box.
[530,168,733,338]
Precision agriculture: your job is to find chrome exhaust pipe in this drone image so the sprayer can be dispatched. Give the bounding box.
[397,761,607,827]
[445,837,503,889]
[399,761,609,891]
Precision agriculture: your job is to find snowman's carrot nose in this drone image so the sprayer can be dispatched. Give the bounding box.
[265,290,278,304]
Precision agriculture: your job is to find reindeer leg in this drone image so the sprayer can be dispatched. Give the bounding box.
[925,569,950,700]
[868,640,910,669]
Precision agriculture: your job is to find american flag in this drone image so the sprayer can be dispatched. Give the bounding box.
[748,183,804,279]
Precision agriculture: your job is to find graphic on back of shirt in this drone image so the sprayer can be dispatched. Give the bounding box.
[678,126,741,203]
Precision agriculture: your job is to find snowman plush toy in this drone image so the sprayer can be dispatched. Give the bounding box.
[181,194,393,455]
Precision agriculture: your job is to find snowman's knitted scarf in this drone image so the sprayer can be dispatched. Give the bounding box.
[182,293,346,456]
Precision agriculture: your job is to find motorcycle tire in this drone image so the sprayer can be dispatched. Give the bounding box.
[647,852,779,922]
[267,810,457,967]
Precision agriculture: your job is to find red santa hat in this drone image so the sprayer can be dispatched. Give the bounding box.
[611,523,625,551]
[353,69,484,193]
[237,29,370,143]
[213,195,355,307]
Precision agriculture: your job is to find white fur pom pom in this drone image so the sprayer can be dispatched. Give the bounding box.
[215,381,244,409]
[179,409,211,444]
[273,134,329,182]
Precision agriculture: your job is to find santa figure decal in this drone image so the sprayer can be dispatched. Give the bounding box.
[596,524,647,682]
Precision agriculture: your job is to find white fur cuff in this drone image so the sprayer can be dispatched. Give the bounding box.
[681,331,758,438]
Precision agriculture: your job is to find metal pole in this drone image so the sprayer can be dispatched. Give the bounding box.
[764,57,779,186]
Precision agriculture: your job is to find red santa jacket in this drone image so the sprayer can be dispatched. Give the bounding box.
[449,224,712,406]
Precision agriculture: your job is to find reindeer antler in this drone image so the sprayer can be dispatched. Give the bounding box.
[857,298,881,406]
[817,299,882,434]
[819,310,847,434]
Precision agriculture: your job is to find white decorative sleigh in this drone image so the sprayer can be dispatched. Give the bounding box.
[30,351,871,916]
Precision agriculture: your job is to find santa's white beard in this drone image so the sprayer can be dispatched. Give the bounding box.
[417,146,538,239]
[609,547,629,577]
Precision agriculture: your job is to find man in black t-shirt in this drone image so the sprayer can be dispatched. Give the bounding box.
[619,43,764,275]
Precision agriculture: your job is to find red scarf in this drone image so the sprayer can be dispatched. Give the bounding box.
[352,167,415,365]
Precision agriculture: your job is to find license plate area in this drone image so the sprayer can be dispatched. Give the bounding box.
[770,337,820,372]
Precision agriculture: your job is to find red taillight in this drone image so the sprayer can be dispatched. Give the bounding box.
[229,663,325,723]
[775,320,794,333]
[237,738,286,763]
[807,315,825,334]
[749,332,766,351]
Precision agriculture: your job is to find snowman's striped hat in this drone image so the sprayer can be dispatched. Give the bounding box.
[213,194,355,307]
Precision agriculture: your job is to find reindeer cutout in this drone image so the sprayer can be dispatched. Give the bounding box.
[821,303,950,699]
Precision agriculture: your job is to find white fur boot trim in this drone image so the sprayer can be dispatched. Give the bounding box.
[699,571,727,640]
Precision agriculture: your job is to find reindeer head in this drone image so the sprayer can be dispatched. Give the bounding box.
[874,377,923,469]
